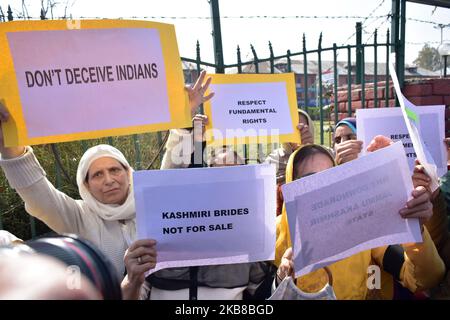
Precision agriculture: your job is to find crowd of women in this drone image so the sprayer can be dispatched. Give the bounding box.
[0,71,449,300]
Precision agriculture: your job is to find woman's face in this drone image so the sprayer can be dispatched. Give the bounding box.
[85,157,130,205]
[294,153,334,180]
[334,125,356,146]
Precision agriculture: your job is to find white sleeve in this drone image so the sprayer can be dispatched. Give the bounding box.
[160,129,194,169]
[0,147,85,234]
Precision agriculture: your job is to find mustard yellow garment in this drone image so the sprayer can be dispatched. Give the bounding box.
[425,192,450,269]
[275,144,446,300]
[377,178,450,299]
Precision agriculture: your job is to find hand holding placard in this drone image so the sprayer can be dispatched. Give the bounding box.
[122,239,157,300]
[366,135,393,152]
[0,102,25,159]
[192,114,208,142]
[334,140,363,164]
[398,186,433,229]
[276,247,295,284]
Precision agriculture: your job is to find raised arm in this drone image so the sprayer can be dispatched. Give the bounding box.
[160,71,213,169]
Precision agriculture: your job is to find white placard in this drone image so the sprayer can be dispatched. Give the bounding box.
[282,142,421,278]
[133,164,276,274]
[203,73,300,145]
[209,82,293,137]
[357,106,447,177]
[389,59,440,191]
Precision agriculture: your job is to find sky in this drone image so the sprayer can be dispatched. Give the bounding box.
[0,0,448,66]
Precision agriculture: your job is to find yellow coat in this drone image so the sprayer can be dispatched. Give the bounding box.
[275,145,445,299]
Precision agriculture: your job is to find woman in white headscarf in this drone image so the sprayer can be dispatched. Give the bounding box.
[0,141,148,277]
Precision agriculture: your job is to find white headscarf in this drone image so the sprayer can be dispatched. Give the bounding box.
[76,144,136,244]
[298,109,315,139]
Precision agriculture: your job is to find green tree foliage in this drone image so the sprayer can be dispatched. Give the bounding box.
[413,44,443,71]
